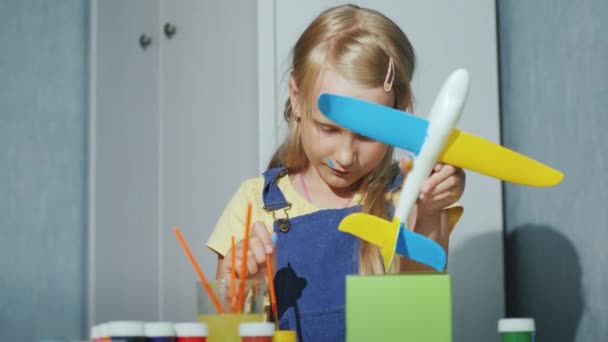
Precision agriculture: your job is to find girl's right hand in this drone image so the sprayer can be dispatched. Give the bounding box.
[218,221,274,281]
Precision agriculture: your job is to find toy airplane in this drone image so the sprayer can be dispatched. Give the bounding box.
[317,69,563,271]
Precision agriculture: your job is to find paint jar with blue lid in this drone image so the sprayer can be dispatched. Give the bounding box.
[145,322,176,342]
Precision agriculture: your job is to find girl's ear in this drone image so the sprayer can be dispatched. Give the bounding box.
[289,76,301,119]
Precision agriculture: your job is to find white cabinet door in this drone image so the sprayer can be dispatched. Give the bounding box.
[90,0,259,324]
[159,0,259,321]
[260,1,504,341]
[90,0,161,324]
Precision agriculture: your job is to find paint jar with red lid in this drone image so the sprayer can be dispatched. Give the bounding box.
[174,322,208,342]
[238,322,275,342]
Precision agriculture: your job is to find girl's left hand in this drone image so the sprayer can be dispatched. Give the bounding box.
[418,162,465,215]
[398,159,466,215]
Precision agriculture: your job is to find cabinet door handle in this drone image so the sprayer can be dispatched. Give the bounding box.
[139,34,152,49]
[164,22,177,39]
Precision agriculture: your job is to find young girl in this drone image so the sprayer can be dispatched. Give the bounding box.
[207,4,465,341]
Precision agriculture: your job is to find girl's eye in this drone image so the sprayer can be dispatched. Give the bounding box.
[320,126,338,134]
[356,134,374,142]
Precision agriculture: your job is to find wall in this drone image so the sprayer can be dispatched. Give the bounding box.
[498,0,608,340]
[0,0,88,341]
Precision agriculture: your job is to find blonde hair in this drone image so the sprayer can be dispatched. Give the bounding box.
[268,4,416,274]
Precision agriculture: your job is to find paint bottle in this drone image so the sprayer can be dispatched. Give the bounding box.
[272,330,296,342]
[498,318,535,342]
[238,322,275,342]
[145,322,176,342]
[174,322,208,342]
[99,323,111,342]
[107,321,146,342]
[91,324,102,342]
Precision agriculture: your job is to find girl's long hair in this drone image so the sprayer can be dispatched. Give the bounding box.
[268,4,416,274]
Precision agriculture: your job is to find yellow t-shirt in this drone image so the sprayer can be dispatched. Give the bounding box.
[206,174,463,256]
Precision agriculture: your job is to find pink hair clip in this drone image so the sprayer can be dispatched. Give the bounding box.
[384,57,395,92]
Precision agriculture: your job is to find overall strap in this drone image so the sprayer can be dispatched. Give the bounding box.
[262,166,291,211]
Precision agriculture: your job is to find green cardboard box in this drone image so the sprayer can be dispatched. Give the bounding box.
[346,273,452,342]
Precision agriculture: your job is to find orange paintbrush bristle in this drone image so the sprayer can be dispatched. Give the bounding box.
[230,235,236,313]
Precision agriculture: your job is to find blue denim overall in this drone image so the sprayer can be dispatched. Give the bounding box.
[262,167,401,342]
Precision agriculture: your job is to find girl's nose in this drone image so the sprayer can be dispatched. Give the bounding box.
[334,138,356,168]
